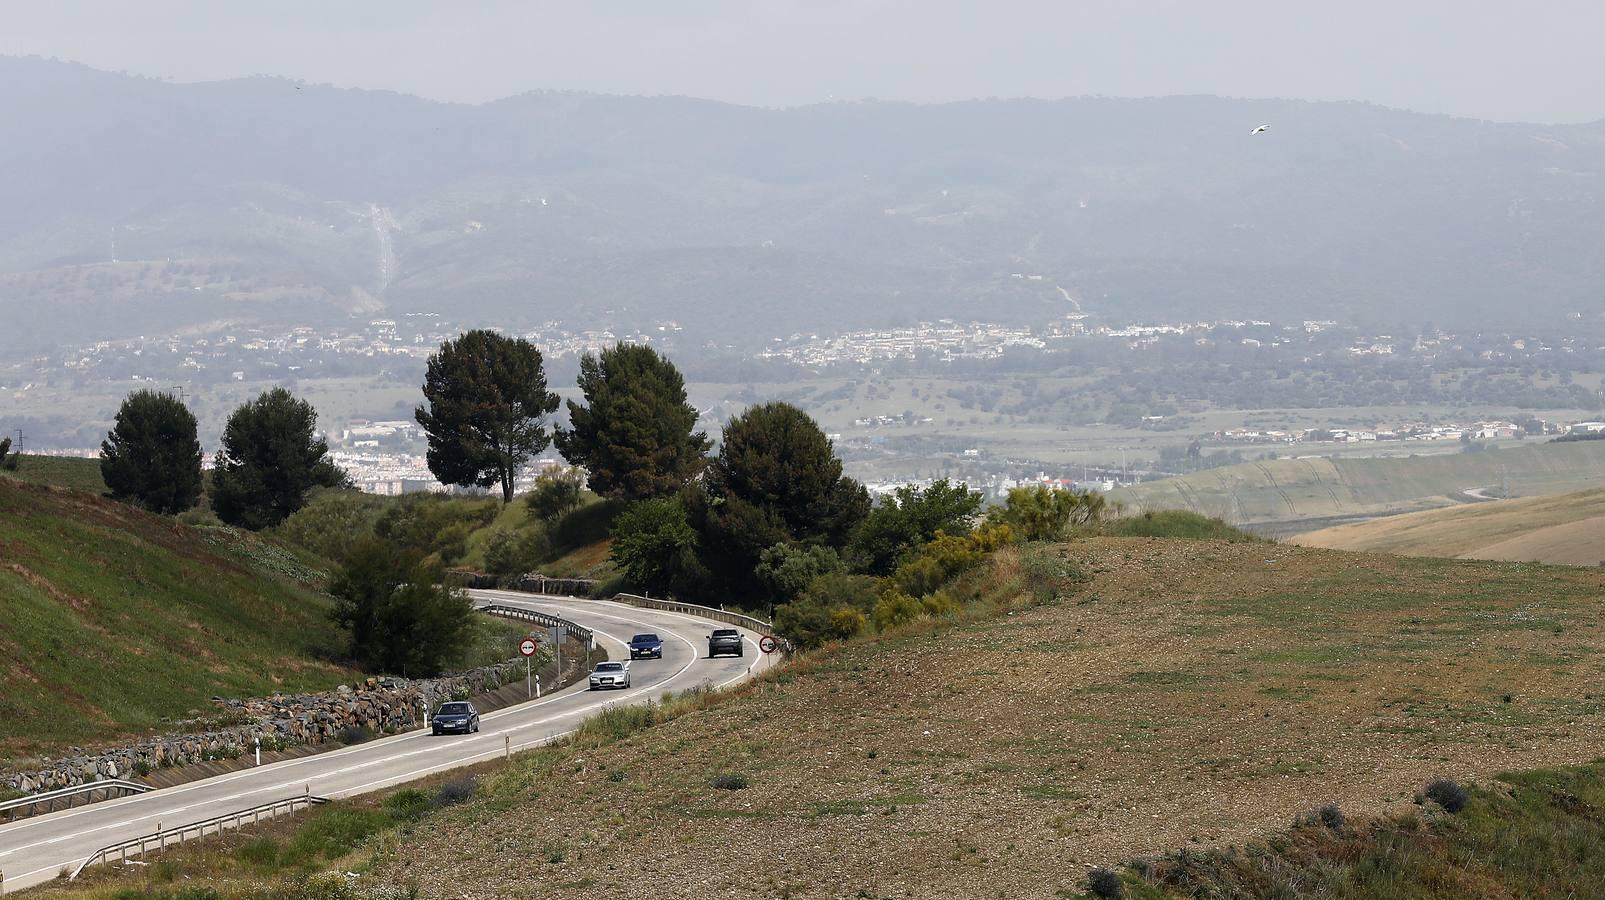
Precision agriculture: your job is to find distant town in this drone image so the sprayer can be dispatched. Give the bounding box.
[8,310,1605,498]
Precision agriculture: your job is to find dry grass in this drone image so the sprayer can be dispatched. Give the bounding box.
[1296,486,1605,565]
[362,537,1605,898]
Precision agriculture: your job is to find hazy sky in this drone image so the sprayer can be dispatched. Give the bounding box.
[3,0,1602,123]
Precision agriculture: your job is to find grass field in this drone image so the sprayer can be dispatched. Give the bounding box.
[1294,486,1605,566]
[330,537,1605,897]
[0,479,361,765]
[0,453,107,494]
[1115,439,1605,526]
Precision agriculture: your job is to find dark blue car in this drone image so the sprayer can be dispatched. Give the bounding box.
[430,701,479,735]
[629,632,664,660]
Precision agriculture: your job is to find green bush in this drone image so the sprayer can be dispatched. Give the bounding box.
[383,788,433,821]
[986,485,1105,541]
[872,590,924,630]
[710,773,750,790]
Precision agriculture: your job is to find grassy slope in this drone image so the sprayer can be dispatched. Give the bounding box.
[0,480,360,764]
[0,454,107,494]
[1295,486,1605,565]
[1118,760,1605,898]
[1115,439,1605,524]
[356,538,1605,897]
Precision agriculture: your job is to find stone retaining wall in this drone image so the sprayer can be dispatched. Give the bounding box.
[3,661,521,795]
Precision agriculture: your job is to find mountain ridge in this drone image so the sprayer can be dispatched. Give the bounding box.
[6,56,1605,354]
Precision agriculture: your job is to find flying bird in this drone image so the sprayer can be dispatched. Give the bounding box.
[1250,124,1270,135]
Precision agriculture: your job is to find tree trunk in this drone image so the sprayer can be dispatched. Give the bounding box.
[501,467,514,503]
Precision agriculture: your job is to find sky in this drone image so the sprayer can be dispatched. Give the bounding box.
[1,0,1602,123]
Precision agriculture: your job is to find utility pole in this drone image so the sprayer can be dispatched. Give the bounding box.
[169,385,187,404]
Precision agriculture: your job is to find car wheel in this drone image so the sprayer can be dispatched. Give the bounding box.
[431,728,440,736]
[472,722,479,733]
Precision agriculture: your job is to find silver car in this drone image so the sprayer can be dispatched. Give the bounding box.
[588,660,632,690]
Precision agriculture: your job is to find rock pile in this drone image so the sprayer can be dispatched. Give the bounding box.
[3,660,520,795]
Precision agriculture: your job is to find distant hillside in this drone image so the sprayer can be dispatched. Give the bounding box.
[0,480,358,764]
[1294,486,1605,565]
[1115,441,1605,527]
[7,56,1605,354]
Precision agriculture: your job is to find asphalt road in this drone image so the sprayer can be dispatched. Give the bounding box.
[0,594,770,892]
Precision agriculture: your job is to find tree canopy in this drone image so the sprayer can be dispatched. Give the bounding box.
[610,495,701,593]
[329,539,475,677]
[691,402,869,601]
[98,390,203,514]
[416,330,560,503]
[847,478,983,575]
[211,387,347,530]
[555,344,710,502]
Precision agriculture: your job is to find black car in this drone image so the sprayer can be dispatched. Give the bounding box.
[708,628,744,658]
[431,701,480,735]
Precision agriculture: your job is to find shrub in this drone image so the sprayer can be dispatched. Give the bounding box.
[436,776,477,806]
[1103,509,1261,542]
[988,485,1105,541]
[710,773,750,790]
[1087,867,1124,899]
[336,725,372,746]
[607,769,627,783]
[873,590,924,630]
[1296,803,1345,829]
[1422,777,1469,813]
[384,788,434,821]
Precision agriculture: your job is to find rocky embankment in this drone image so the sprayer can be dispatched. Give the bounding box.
[3,661,520,795]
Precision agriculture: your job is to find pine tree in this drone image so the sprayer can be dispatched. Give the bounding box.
[98,390,203,514]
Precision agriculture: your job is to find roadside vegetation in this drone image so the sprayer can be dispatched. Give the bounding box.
[1104,761,1605,898]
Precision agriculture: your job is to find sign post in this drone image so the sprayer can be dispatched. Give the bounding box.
[519,637,539,699]
[254,735,261,767]
[551,626,567,682]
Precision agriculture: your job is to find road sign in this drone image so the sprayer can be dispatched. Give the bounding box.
[759,635,779,654]
[518,638,538,657]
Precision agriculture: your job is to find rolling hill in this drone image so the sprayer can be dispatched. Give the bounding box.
[8,56,1605,355]
[0,479,359,764]
[355,538,1605,896]
[1294,486,1605,565]
[1114,440,1605,529]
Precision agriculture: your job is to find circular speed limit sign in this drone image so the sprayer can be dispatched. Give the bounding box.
[518,638,539,657]
[758,635,779,654]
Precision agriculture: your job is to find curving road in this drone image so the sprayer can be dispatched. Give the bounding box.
[0,594,771,893]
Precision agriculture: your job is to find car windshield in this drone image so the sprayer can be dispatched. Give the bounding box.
[632,634,658,642]
[596,662,624,672]
[440,703,469,714]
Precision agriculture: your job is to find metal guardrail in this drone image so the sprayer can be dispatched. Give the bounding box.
[0,779,151,823]
[478,604,595,645]
[611,593,788,651]
[70,793,328,880]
